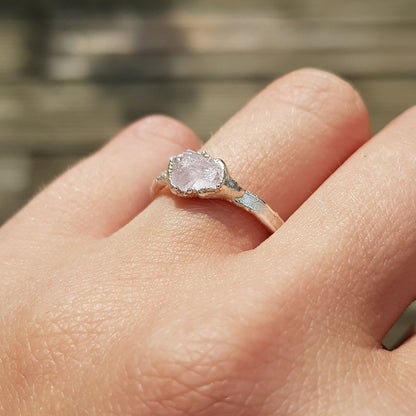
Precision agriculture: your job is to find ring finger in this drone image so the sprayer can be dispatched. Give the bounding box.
[121,69,371,255]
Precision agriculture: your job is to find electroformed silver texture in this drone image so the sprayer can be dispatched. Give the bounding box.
[152,150,284,233]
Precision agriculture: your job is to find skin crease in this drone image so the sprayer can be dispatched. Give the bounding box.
[0,68,416,415]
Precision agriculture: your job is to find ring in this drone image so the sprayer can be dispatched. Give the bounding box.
[151,149,284,233]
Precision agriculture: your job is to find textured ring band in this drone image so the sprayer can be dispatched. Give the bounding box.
[151,149,284,233]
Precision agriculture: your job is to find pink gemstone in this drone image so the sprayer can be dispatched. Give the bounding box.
[169,150,224,192]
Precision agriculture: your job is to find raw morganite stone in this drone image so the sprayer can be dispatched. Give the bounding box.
[169,150,224,192]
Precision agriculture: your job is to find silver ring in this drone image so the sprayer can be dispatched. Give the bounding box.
[151,149,284,233]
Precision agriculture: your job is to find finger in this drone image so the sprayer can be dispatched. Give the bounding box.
[3,116,201,239]
[258,106,416,345]
[133,69,370,255]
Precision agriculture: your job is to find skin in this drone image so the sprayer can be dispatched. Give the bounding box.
[0,68,415,415]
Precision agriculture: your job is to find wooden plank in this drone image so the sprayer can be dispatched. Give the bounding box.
[144,0,416,20]
[0,21,28,78]
[5,0,413,20]
[48,14,416,54]
[47,50,416,81]
[1,14,414,81]
[0,83,124,152]
[0,79,414,153]
[43,13,416,80]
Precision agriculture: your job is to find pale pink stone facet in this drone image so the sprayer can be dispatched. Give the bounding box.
[169,150,224,192]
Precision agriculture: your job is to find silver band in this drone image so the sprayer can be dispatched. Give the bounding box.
[151,150,284,233]
[234,191,283,233]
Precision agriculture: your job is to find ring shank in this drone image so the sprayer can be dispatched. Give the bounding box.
[233,191,283,233]
[152,170,284,233]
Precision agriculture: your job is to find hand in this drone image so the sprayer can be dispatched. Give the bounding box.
[1,69,415,415]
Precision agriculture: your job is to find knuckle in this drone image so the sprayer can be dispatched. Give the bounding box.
[285,68,358,100]
[121,114,200,149]
[134,114,183,131]
[269,68,368,129]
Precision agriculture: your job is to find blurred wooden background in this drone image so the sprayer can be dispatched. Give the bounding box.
[1,0,416,223]
[0,0,415,346]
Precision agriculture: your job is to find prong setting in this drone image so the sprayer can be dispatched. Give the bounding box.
[167,149,226,196]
